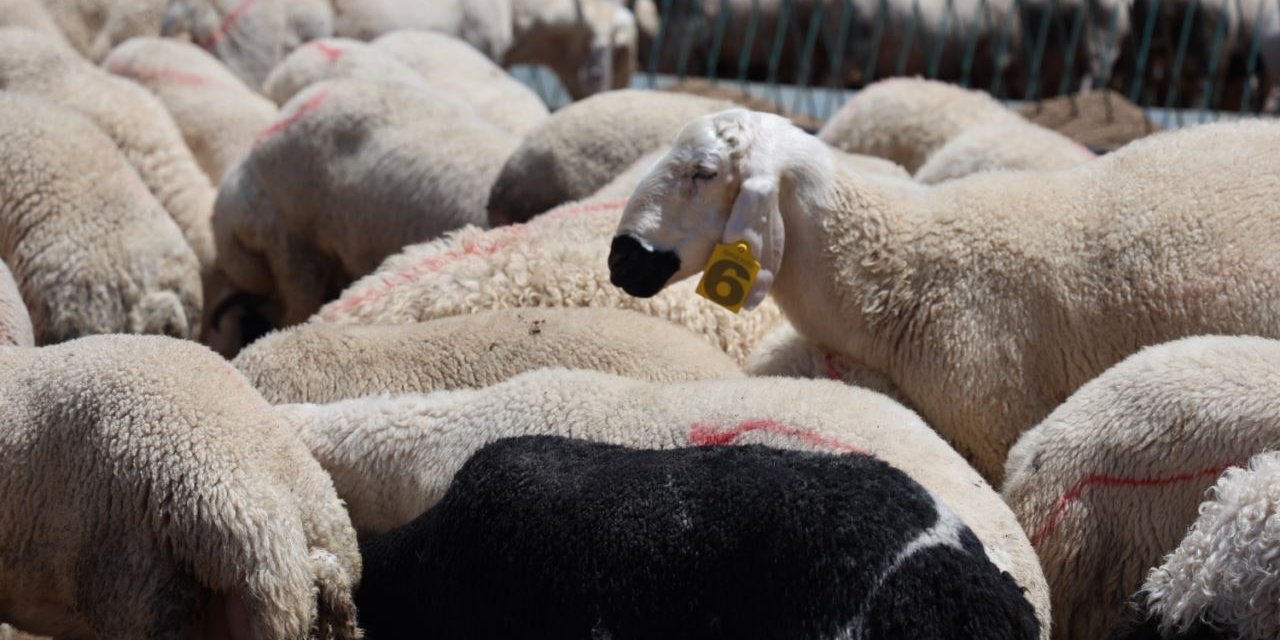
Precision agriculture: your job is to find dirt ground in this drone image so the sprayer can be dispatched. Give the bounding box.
[1019,90,1160,153]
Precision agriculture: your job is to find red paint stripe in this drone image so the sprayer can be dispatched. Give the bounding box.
[822,349,843,380]
[108,62,211,87]
[689,419,873,456]
[315,199,629,320]
[199,0,258,50]
[310,41,345,62]
[1029,462,1240,547]
[255,89,328,143]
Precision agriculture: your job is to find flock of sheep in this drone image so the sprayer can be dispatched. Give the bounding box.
[0,1,1278,639]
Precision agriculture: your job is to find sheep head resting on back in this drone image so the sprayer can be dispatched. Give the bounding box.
[611,108,827,310]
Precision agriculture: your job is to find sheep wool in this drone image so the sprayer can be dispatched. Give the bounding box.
[215,78,517,329]
[610,110,1280,485]
[311,197,784,365]
[235,307,741,404]
[0,0,62,43]
[371,29,548,137]
[0,92,201,343]
[818,77,1027,173]
[260,36,426,106]
[0,335,360,639]
[1127,450,1280,640]
[357,436,1041,640]
[103,36,279,185]
[912,119,1095,184]
[1002,336,1280,640]
[0,261,32,348]
[486,89,736,226]
[0,27,217,270]
[744,321,907,405]
[277,368,1051,633]
[37,0,164,61]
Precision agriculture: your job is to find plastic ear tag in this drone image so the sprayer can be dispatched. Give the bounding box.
[696,241,761,313]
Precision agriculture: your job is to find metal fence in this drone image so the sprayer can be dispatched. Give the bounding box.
[514,0,1280,128]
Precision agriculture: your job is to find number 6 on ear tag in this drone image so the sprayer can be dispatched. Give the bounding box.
[696,241,761,313]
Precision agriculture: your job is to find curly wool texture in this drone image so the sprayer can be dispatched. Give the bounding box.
[0,335,360,639]
[310,198,783,365]
[103,36,279,184]
[235,307,741,404]
[371,30,547,137]
[744,321,908,405]
[619,111,1280,485]
[1139,450,1280,640]
[215,78,517,327]
[277,368,1049,634]
[0,27,216,270]
[38,0,164,61]
[0,92,200,343]
[819,77,1030,173]
[0,261,33,348]
[0,0,63,43]
[486,89,736,225]
[1002,336,1280,640]
[261,36,425,105]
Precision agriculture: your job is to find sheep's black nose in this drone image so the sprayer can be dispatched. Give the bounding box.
[609,234,680,298]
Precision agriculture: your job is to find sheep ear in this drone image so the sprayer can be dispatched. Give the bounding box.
[722,171,783,311]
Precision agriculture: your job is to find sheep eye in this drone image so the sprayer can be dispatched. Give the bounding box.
[692,169,718,182]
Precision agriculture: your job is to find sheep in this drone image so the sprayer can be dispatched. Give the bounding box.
[214,78,518,333]
[260,36,425,105]
[0,261,33,348]
[329,0,637,100]
[161,0,334,89]
[356,435,1042,640]
[102,36,279,185]
[607,109,1280,484]
[37,0,164,61]
[1114,450,1280,640]
[913,119,1096,184]
[233,307,742,404]
[0,0,63,44]
[1001,336,1280,640]
[276,367,1051,632]
[0,27,217,271]
[487,89,737,226]
[0,92,201,343]
[818,77,1029,173]
[311,197,784,366]
[371,30,549,137]
[0,334,360,639]
[744,321,907,404]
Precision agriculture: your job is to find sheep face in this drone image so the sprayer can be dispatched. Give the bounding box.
[611,108,790,310]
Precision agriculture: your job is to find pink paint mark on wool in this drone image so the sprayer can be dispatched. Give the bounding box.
[310,41,345,62]
[822,350,843,380]
[199,0,259,50]
[255,89,328,144]
[689,419,873,457]
[1028,462,1241,547]
[315,198,630,320]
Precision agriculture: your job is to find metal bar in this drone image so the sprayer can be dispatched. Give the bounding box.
[645,0,676,88]
[1162,0,1199,116]
[896,0,921,76]
[825,0,857,117]
[792,1,827,114]
[1128,0,1161,103]
[927,0,957,79]
[1057,0,1087,96]
[706,0,733,84]
[736,0,761,87]
[766,0,796,104]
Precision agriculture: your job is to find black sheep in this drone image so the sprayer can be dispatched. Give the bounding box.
[356,435,1041,640]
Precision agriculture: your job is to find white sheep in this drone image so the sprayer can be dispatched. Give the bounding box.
[37,0,164,61]
[1124,450,1280,640]
[0,261,32,348]
[487,89,737,225]
[1001,335,1280,640]
[744,321,908,404]
[162,0,334,89]
[214,78,517,332]
[818,77,1031,173]
[102,36,279,184]
[371,29,549,137]
[913,119,1095,184]
[0,92,201,343]
[0,27,217,270]
[330,0,637,100]
[609,109,1280,484]
[276,367,1051,633]
[311,197,784,365]
[0,0,63,44]
[0,334,360,639]
[260,36,425,105]
[235,307,742,404]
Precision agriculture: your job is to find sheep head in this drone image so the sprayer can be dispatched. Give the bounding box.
[610,108,798,310]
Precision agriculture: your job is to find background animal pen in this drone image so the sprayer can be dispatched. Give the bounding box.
[515,0,1280,128]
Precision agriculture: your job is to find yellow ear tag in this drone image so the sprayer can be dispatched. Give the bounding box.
[696,241,761,313]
